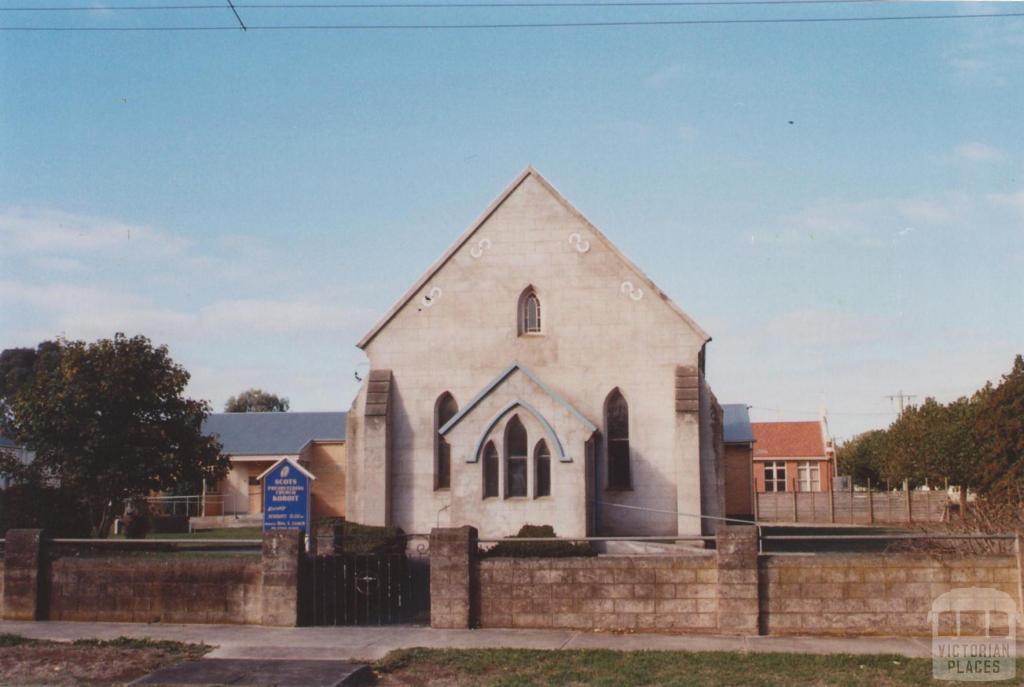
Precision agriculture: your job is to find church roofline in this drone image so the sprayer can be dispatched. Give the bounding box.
[439,361,597,436]
[356,166,711,349]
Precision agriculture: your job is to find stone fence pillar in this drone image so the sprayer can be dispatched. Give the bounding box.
[715,525,761,635]
[312,522,344,556]
[2,529,46,621]
[261,530,304,626]
[429,526,477,629]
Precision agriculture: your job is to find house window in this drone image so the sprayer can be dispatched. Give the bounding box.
[505,415,528,498]
[797,461,821,492]
[605,389,631,489]
[434,392,458,490]
[535,439,551,498]
[518,287,541,335]
[483,441,499,498]
[764,461,787,492]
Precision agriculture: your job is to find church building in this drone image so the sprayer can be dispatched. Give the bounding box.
[345,168,724,539]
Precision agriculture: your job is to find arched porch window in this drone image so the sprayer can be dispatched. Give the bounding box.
[534,439,551,497]
[504,415,528,497]
[483,441,499,498]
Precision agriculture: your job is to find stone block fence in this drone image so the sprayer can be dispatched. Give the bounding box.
[430,525,1024,637]
[2,526,1022,637]
[1,529,303,626]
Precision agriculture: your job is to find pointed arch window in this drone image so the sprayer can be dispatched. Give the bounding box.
[434,392,458,490]
[483,441,499,498]
[504,415,528,497]
[534,439,551,498]
[518,287,542,335]
[605,389,631,490]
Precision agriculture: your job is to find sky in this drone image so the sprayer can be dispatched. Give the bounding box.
[1,2,1022,440]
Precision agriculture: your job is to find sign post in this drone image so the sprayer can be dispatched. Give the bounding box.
[259,457,316,533]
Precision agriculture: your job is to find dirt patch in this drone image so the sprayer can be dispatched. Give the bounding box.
[0,636,209,686]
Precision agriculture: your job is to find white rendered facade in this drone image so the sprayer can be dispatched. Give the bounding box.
[345,168,724,539]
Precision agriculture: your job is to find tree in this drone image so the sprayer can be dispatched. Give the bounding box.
[0,334,229,537]
[882,396,984,496]
[225,388,289,413]
[882,398,944,487]
[0,341,61,431]
[836,430,887,487]
[974,355,1024,495]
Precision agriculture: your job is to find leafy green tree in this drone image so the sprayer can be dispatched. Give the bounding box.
[0,341,61,431]
[974,355,1024,495]
[932,393,987,511]
[882,398,944,487]
[224,388,289,413]
[0,334,229,537]
[882,395,984,494]
[836,429,887,487]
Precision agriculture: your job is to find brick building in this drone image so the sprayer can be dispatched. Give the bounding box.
[200,411,347,523]
[750,420,834,493]
[721,404,754,517]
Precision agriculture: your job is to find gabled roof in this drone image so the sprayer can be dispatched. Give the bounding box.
[256,456,317,482]
[357,166,710,349]
[439,361,597,464]
[439,361,596,436]
[202,412,347,456]
[751,421,826,458]
[722,404,754,444]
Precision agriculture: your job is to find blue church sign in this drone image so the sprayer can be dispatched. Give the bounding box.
[259,457,315,532]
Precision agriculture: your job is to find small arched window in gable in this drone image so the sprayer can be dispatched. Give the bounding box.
[605,388,631,490]
[483,441,499,499]
[505,415,528,498]
[434,392,458,490]
[518,287,542,335]
[534,439,551,498]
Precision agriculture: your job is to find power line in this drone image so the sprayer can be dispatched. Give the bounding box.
[2,10,1022,29]
[0,0,898,9]
[885,389,917,416]
[225,0,247,28]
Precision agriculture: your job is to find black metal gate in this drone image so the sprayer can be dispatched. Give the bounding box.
[300,552,430,626]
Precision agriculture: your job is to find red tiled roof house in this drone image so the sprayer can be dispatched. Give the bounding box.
[750,421,834,493]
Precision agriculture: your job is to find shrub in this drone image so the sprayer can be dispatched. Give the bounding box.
[482,524,595,558]
[122,499,151,539]
[0,483,91,538]
[312,517,407,554]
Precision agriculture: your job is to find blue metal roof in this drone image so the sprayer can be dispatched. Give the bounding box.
[722,404,754,444]
[0,436,17,449]
[202,412,347,456]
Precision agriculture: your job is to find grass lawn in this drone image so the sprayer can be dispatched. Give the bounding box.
[374,648,943,686]
[0,634,209,686]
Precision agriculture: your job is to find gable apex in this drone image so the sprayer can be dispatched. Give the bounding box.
[439,360,597,436]
[356,166,710,349]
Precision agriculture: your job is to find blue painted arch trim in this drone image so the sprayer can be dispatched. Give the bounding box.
[467,399,573,464]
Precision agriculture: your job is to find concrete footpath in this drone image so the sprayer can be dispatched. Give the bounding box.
[0,620,969,661]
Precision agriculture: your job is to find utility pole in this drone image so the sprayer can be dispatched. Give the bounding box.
[885,390,917,416]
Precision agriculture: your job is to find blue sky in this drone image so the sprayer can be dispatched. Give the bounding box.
[1,4,1022,439]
